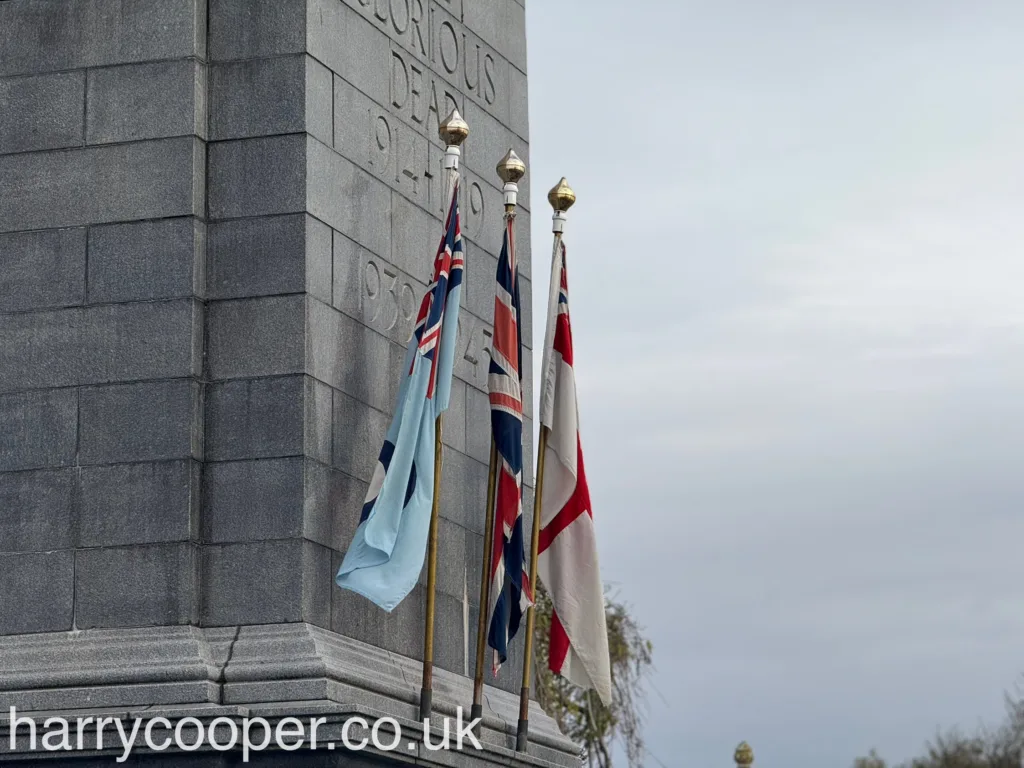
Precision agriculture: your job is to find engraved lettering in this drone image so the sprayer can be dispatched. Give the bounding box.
[443,89,459,121]
[468,181,484,235]
[409,63,425,124]
[410,0,427,57]
[391,51,409,109]
[463,35,480,94]
[427,78,442,136]
[463,322,480,365]
[381,266,400,331]
[439,21,459,75]
[481,328,493,380]
[364,261,382,321]
[353,0,501,114]
[389,0,409,34]
[460,316,493,385]
[393,124,401,185]
[483,54,496,105]
[371,115,391,175]
[397,128,420,194]
[399,282,416,340]
[428,4,435,63]
[364,256,418,340]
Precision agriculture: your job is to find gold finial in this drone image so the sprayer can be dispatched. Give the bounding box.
[496,149,526,185]
[735,742,754,767]
[439,108,469,147]
[548,177,576,212]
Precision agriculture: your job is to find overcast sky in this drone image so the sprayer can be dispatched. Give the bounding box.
[525,3,1024,766]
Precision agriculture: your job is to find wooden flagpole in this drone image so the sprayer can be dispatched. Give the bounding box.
[471,148,527,728]
[516,178,576,752]
[420,108,469,723]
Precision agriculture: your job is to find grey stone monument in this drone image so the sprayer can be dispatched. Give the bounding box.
[0,0,577,764]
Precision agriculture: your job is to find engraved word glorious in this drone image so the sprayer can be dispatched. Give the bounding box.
[349,0,499,112]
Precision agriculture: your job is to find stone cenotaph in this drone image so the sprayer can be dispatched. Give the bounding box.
[0,0,577,764]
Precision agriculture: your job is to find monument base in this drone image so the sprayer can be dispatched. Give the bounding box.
[0,624,579,766]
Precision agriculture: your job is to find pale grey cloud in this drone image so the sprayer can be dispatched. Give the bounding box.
[526,2,1024,766]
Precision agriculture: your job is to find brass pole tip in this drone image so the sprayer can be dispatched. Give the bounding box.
[548,177,576,212]
[496,149,526,185]
[734,742,754,767]
[439,108,469,147]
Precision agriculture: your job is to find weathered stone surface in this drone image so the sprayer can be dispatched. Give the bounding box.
[419,517,474,602]
[307,0,391,106]
[307,137,392,257]
[308,296,394,412]
[84,299,203,384]
[302,541,333,630]
[209,55,306,141]
[331,72,435,210]
[331,229,374,320]
[203,457,305,542]
[0,227,86,312]
[0,468,75,553]
[0,0,552,751]
[0,389,77,472]
[305,57,335,148]
[207,294,306,380]
[464,0,528,75]
[0,307,95,391]
[335,0,510,127]
[88,217,203,303]
[207,214,329,303]
[444,378,468,453]
[86,59,204,144]
[207,135,306,220]
[327,467,369,551]
[75,543,197,629]
[0,550,74,634]
[306,216,334,305]
[331,390,389,483]
[0,71,84,154]
[208,0,306,61]
[433,589,470,679]
[0,137,203,232]
[390,191,439,281]
[200,540,305,626]
[439,446,490,536]
[205,376,304,460]
[465,385,491,465]
[0,623,579,764]
[0,0,201,77]
[332,578,425,662]
[509,64,530,141]
[79,460,199,547]
[205,375,330,463]
[79,379,201,464]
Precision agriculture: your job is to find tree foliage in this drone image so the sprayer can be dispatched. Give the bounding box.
[855,688,1024,768]
[533,584,654,768]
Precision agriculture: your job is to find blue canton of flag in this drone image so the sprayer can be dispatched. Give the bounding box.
[335,177,465,612]
[485,215,532,672]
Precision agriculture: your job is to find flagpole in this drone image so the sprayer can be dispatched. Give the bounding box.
[471,439,499,725]
[421,108,470,724]
[516,178,576,753]
[471,148,527,727]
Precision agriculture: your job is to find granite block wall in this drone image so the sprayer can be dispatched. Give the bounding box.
[0,0,531,696]
[0,0,208,638]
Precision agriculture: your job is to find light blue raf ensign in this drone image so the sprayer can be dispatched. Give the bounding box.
[335,180,464,612]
